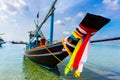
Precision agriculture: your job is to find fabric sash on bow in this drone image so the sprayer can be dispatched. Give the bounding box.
[73,24,97,69]
[64,24,97,77]
[63,13,110,77]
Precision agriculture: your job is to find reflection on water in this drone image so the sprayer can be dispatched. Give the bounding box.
[23,56,61,80]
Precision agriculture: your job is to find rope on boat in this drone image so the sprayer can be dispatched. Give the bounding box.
[62,38,72,56]
[42,45,83,80]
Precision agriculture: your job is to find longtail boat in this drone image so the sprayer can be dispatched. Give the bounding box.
[24,0,110,70]
[24,0,68,68]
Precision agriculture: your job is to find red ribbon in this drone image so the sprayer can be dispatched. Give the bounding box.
[73,24,98,69]
[79,24,98,33]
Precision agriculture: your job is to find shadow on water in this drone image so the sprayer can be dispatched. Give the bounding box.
[82,62,120,80]
[86,62,120,75]
[23,56,62,80]
[81,67,111,80]
[58,64,113,80]
[57,57,117,80]
[23,56,114,80]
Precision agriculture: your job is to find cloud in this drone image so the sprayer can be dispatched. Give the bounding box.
[64,17,75,22]
[65,17,72,21]
[63,31,70,36]
[55,20,65,25]
[103,0,120,10]
[0,14,8,22]
[64,12,84,24]
[0,0,27,15]
[76,12,85,18]
[102,35,109,38]
[56,0,84,13]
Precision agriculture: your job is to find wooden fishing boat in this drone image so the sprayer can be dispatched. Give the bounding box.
[24,0,110,69]
[24,0,68,68]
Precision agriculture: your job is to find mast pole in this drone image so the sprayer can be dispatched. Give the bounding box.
[49,10,54,44]
[29,0,57,43]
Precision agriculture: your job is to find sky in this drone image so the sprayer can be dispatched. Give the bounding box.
[0,0,120,44]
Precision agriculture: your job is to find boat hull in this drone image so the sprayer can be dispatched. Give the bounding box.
[24,51,68,68]
[24,42,68,68]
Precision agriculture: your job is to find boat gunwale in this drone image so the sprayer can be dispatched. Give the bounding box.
[25,42,62,52]
[24,51,66,56]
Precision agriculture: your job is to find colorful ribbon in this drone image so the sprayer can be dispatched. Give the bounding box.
[63,24,97,77]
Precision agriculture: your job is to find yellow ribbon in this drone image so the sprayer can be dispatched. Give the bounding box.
[64,39,82,75]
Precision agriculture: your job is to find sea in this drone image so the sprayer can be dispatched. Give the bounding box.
[0,43,120,80]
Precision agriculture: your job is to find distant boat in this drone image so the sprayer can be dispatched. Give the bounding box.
[0,34,5,47]
[11,41,27,44]
[24,0,110,69]
[0,38,5,47]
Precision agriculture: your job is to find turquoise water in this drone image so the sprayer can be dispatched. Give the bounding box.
[83,44,120,80]
[0,44,24,80]
[0,43,120,80]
